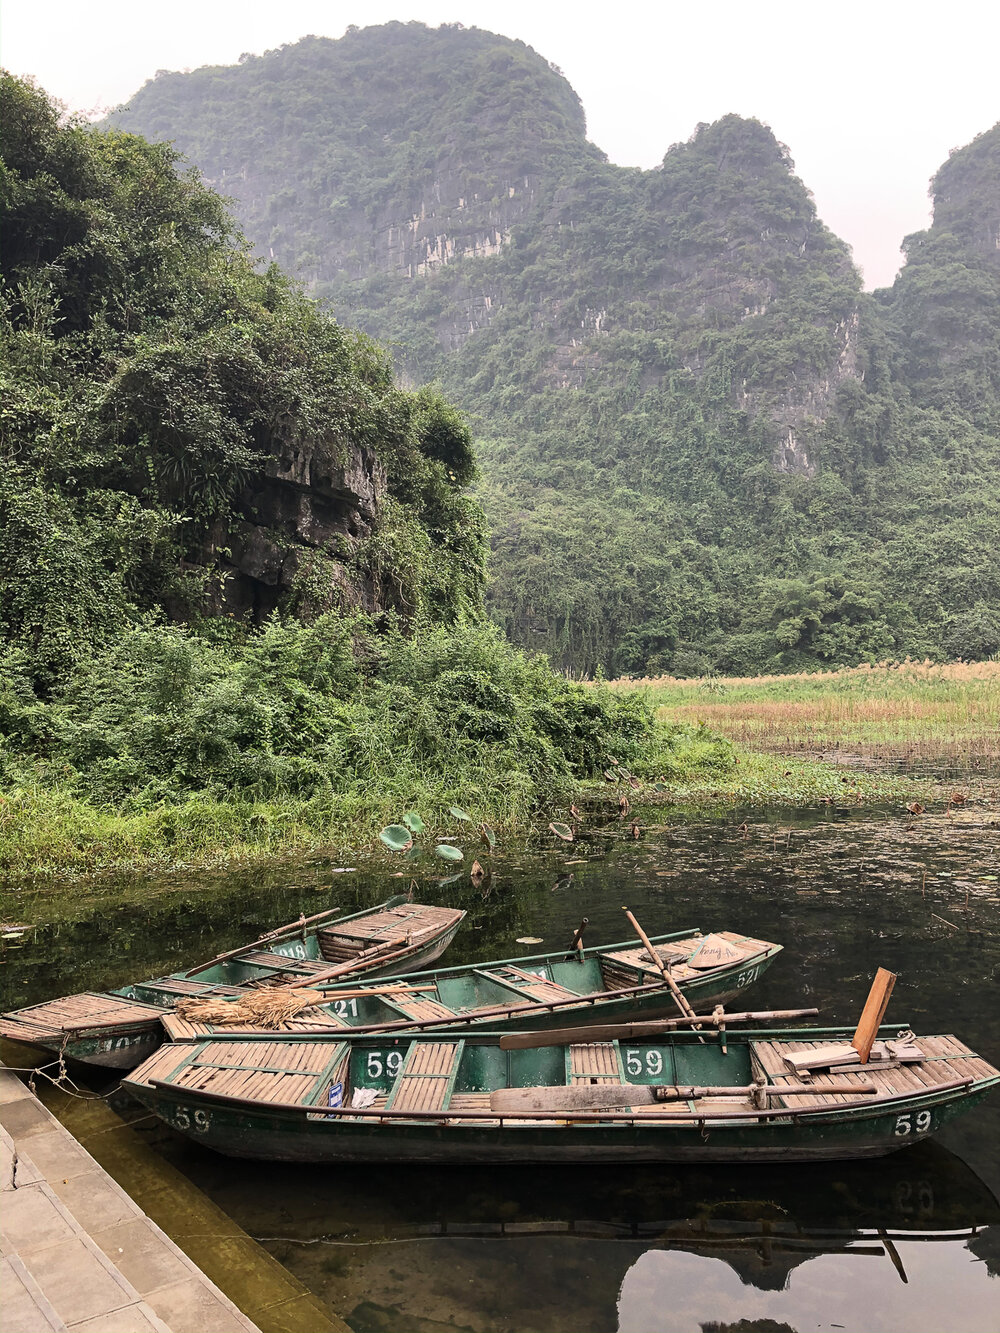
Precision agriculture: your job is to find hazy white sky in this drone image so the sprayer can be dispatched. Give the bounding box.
[4,0,998,288]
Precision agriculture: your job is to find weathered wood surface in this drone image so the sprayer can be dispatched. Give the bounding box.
[852,968,897,1062]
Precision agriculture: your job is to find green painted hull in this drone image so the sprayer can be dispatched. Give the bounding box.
[124,1025,1000,1165]
[129,1083,995,1164]
[166,933,781,1045]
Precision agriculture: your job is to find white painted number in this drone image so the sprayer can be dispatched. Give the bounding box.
[365,1050,403,1080]
[895,1110,934,1137]
[624,1048,665,1078]
[274,941,306,959]
[332,998,359,1017]
[736,966,760,989]
[170,1107,212,1133]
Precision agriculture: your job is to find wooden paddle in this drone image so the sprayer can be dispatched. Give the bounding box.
[490,1079,877,1113]
[623,906,700,1025]
[499,1007,820,1050]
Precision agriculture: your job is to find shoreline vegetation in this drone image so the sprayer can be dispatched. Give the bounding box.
[3,651,994,886]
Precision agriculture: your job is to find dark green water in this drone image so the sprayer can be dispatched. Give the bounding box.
[3,802,999,1333]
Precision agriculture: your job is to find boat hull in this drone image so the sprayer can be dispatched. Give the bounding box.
[127,1080,994,1165]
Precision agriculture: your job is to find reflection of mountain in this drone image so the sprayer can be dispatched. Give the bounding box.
[701,1322,797,1333]
[152,1130,997,1333]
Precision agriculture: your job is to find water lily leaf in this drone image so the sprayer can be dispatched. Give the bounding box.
[403,811,426,835]
[603,770,617,783]
[549,821,574,842]
[516,936,543,945]
[480,822,496,850]
[379,825,413,852]
[435,843,464,862]
[449,806,473,822]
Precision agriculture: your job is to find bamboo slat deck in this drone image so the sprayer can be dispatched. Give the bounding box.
[163,1039,349,1107]
[604,931,770,983]
[569,1042,620,1084]
[0,992,169,1039]
[494,966,581,1004]
[388,1042,461,1112]
[750,1037,994,1109]
[318,905,463,960]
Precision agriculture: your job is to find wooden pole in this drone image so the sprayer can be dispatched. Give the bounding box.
[499,1008,820,1050]
[568,918,588,961]
[623,907,698,1021]
[852,968,897,1063]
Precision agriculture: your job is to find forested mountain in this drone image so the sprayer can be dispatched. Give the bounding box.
[110,23,1000,674]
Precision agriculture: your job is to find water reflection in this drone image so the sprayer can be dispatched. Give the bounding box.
[4,801,999,1332]
[150,1140,995,1333]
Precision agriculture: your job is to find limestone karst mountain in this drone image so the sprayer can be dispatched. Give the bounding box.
[110,24,1000,672]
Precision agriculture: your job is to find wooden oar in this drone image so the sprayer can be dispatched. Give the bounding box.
[499,1007,819,1050]
[184,906,344,977]
[623,906,700,1027]
[490,1079,877,1113]
[284,923,442,988]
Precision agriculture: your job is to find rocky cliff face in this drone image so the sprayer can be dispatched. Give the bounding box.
[196,439,382,621]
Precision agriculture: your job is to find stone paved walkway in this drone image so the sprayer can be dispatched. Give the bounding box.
[1,1067,265,1333]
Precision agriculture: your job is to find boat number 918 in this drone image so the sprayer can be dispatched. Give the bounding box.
[895,1110,933,1136]
[366,1051,404,1079]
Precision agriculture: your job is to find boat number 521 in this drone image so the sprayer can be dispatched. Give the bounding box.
[895,1110,933,1136]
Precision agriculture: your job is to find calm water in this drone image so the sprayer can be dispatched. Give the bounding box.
[3,801,999,1333]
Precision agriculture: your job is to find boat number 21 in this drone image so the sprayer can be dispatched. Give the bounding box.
[895,1110,933,1136]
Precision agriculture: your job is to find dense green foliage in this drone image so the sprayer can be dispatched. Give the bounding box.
[0,71,484,688]
[112,24,1000,675]
[1,71,737,875]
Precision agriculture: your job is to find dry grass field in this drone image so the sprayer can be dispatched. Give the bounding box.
[606,661,1000,770]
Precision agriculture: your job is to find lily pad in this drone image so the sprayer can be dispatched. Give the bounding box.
[516,936,543,945]
[549,821,574,842]
[480,822,496,850]
[435,843,464,862]
[448,806,473,822]
[403,811,426,835]
[379,825,413,852]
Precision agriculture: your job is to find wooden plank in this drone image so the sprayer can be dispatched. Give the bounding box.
[852,969,897,1063]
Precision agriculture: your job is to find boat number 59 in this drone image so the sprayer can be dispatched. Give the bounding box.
[895,1110,933,1136]
[366,1051,404,1079]
[172,1108,211,1133]
[625,1048,664,1077]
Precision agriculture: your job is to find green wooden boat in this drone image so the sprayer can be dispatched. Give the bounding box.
[0,896,464,1069]
[123,1025,999,1164]
[161,928,780,1044]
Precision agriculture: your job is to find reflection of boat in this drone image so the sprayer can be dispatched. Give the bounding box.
[160,928,779,1044]
[124,1023,999,1163]
[200,1140,998,1330]
[0,897,464,1069]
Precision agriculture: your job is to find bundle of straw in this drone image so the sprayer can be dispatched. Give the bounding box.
[175,988,325,1030]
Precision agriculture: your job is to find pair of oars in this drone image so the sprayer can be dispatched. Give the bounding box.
[490,1077,876,1112]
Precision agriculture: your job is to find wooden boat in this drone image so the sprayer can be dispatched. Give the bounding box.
[160,927,781,1044]
[0,897,465,1069]
[122,1022,999,1164]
